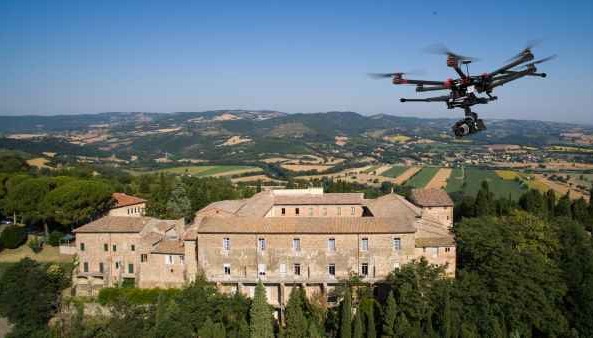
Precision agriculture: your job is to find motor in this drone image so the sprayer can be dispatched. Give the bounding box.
[452,117,486,137]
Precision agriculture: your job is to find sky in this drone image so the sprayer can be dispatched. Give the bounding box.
[1,0,593,123]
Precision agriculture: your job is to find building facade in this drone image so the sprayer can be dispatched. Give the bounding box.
[108,192,146,217]
[73,188,456,309]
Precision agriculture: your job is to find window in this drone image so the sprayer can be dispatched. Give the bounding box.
[180,256,184,264]
[351,207,355,216]
[295,208,300,216]
[322,208,327,216]
[99,262,104,273]
[141,254,148,262]
[128,263,134,274]
[115,262,120,269]
[104,243,108,251]
[130,244,135,251]
[224,264,231,275]
[258,238,266,251]
[80,243,85,251]
[83,262,89,272]
[337,207,341,216]
[258,264,266,276]
[328,264,336,277]
[308,207,313,216]
[281,208,286,216]
[393,238,401,251]
[361,263,368,276]
[112,244,117,252]
[294,263,301,276]
[361,238,369,251]
[328,238,336,252]
[166,255,174,265]
[280,263,287,274]
[292,238,301,251]
[445,247,451,253]
[223,237,231,251]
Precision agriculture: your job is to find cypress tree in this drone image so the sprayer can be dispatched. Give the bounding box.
[474,181,494,216]
[572,197,589,224]
[365,304,376,338]
[250,281,274,338]
[167,180,192,222]
[285,287,308,338]
[382,291,397,337]
[556,192,572,218]
[545,189,556,219]
[340,288,352,338]
[353,312,363,338]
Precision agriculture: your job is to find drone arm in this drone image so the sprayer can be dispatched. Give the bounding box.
[396,79,444,86]
[416,85,448,92]
[502,70,546,78]
[488,54,534,77]
[400,95,449,103]
[489,68,533,88]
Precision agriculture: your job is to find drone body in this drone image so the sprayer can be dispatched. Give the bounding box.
[371,44,555,137]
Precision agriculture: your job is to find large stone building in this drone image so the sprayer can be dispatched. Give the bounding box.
[108,192,146,217]
[73,188,455,309]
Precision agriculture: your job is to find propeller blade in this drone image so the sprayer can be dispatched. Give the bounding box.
[521,55,557,68]
[505,39,544,63]
[423,43,479,61]
[368,69,425,79]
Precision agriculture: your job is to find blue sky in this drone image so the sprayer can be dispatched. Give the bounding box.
[1,0,592,123]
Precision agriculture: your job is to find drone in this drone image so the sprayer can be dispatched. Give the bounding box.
[370,42,556,137]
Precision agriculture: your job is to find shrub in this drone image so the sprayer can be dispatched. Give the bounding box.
[28,236,44,253]
[97,287,181,305]
[0,225,28,249]
[47,230,65,246]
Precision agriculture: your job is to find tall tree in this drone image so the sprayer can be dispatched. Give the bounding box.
[556,218,593,336]
[474,181,494,217]
[382,291,398,337]
[2,178,51,236]
[340,288,352,338]
[249,281,274,338]
[571,197,589,225]
[284,287,309,338]
[352,312,363,338]
[555,192,572,218]
[167,180,192,222]
[545,189,556,219]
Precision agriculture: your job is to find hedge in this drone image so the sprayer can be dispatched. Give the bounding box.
[0,225,28,249]
[97,287,181,305]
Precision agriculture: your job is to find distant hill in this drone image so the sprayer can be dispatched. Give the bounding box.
[0,110,591,162]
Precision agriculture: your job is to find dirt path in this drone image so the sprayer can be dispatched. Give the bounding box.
[426,168,452,189]
[393,166,422,185]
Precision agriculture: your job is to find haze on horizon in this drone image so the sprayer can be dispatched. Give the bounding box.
[1,0,592,124]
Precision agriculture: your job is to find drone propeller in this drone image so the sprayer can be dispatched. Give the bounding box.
[505,39,543,63]
[521,54,557,68]
[423,44,479,61]
[368,70,425,79]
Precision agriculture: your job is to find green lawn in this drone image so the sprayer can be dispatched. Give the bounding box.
[445,168,465,193]
[446,167,526,200]
[404,167,440,188]
[381,166,409,178]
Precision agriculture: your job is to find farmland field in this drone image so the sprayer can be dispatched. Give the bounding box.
[404,167,440,188]
[132,165,262,177]
[381,166,409,178]
[446,168,526,200]
[445,168,465,193]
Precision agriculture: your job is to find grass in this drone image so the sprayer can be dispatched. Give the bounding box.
[381,166,409,178]
[404,167,440,188]
[0,236,73,263]
[446,168,526,200]
[445,168,465,193]
[132,165,261,177]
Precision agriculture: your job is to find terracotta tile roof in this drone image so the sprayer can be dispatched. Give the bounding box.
[197,216,416,234]
[141,232,163,246]
[152,239,184,255]
[112,193,146,208]
[73,216,153,233]
[409,189,454,207]
[273,193,364,205]
[364,194,421,217]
